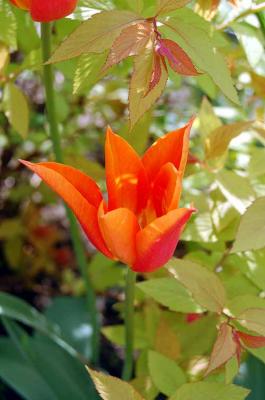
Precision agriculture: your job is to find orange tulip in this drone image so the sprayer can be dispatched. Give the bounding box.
[21,120,195,273]
[9,0,77,22]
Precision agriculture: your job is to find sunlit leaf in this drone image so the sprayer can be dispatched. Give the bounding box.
[237,308,265,336]
[160,9,239,103]
[205,121,253,160]
[148,351,187,396]
[137,277,202,313]
[49,10,141,63]
[3,82,29,138]
[169,382,249,400]
[73,52,108,94]
[232,197,265,253]
[167,258,227,312]
[88,367,144,400]
[216,170,256,215]
[156,0,192,15]
[102,21,153,72]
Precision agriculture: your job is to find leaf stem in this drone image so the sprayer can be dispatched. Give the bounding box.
[40,22,99,365]
[122,268,136,381]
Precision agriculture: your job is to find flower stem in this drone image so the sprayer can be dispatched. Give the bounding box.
[122,268,136,381]
[40,22,99,365]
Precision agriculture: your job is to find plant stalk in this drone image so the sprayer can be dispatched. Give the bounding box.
[40,22,99,365]
[122,268,136,381]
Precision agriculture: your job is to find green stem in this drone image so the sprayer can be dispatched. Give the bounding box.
[40,22,99,365]
[122,268,136,381]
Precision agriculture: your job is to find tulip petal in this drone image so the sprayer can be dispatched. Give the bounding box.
[133,208,195,273]
[20,160,112,258]
[10,0,30,9]
[152,162,182,216]
[98,206,140,266]
[35,162,102,208]
[105,127,149,214]
[142,118,194,183]
[30,0,77,22]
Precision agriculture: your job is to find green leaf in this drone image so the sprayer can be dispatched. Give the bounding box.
[216,170,256,215]
[225,356,239,384]
[0,337,57,400]
[88,367,144,400]
[232,22,265,77]
[49,10,141,63]
[131,376,158,400]
[234,251,265,291]
[3,82,29,138]
[175,314,218,359]
[198,97,222,137]
[227,295,265,318]
[156,0,192,15]
[13,7,39,53]
[120,111,151,154]
[237,308,265,336]
[73,52,108,94]
[29,335,97,400]
[88,253,124,292]
[44,296,93,359]
[0,292,81,360]
[137,277,202,313]
[160,9,239,104]
[0,0,17,49]
[169,382,249,400]
[154,317,181,360]
[248,148,265,178]
[205,121,253,160]
[129,42,168,127]
[181,212,218,243]
[0,42,9,75]
[196,74,217,99]
[232,197,265,253]
[148,351,187,396]
[0,218,23,239]
[0,320,98,400]
[102,318,148,349]
[167,258,227,312]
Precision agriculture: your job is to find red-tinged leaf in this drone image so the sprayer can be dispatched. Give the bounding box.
[49,10,142,64]
[129,37,168,128]
[158,39,200,76]
[145,52,163,96]
[205,323,239,376]
[236,308,265,336]
[237,331,265,349]
[102,21,153,73]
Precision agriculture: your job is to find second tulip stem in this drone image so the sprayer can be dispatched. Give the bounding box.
[40,22,99,365]
[122,268,137,381]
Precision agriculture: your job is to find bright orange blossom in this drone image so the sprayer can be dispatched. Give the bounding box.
[9,0,77,22]
[21,120,195,273]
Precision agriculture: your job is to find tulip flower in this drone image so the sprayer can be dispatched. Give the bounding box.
[21,120,195,273]
[9,0,77,22]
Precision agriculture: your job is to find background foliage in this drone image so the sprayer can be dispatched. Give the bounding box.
[0,0,265,399]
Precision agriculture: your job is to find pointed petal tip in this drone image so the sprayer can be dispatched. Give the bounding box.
[106,125,115,138]
[19,159,34,168]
